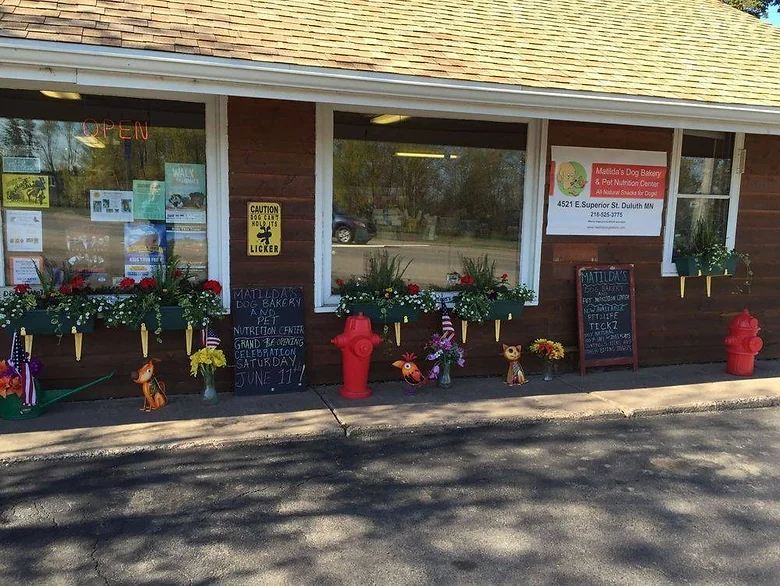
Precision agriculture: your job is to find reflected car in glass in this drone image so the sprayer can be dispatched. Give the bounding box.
[332,208,377,244]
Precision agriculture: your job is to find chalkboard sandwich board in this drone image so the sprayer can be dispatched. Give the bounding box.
[231,287,306,395]
[576,264,638,376]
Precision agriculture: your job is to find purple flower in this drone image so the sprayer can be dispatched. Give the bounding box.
[457,358,465,367]
[429,364,440,379]
[29,356,43,376]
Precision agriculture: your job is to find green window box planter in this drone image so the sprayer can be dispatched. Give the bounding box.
[129,306,190,331]
[675,255,738,277]
[349,303,420,324]
[2,310,96,335]
[486,300,526,321]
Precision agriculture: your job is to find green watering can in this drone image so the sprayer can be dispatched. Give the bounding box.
[0,371,114,421]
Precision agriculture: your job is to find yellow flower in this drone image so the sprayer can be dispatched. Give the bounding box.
[190,348,227,376]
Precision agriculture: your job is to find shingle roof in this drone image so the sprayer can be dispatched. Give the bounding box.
[1,0,779,108]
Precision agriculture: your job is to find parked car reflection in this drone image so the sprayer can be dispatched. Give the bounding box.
[332,207,377,244]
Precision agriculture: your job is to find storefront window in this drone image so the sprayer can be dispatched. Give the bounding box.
[331,112,526,292]
[0,89,208,287]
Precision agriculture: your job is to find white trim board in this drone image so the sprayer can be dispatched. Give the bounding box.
[1,38,780,136]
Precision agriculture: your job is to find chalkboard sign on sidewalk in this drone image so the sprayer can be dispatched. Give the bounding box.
[576,264,638,375]
[231,287,306,395]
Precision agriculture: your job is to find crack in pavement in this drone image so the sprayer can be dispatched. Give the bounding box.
[91,536,110,586]
[311,386,349,435]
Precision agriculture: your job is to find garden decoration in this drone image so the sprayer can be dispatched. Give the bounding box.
[502,344,528,386]
[528,338,565,381]
[452,255,535,343]
[335,250,436,346]
[190,326,226,405]
[392,351,426,395]
[0,332,114,421]
[105,255,225,357]
[674,217,752,298]
[131,358,168,412]
[0,259,108,361]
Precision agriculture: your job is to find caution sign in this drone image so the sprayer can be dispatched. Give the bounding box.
[247,202,281,256]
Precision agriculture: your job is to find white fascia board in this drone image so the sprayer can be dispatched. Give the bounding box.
[1,38,780,135]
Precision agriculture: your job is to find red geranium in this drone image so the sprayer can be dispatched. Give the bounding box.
[460,275,475,285]
[336,279,345,288]
[174,269,184,278]
[118,277,135,290]
[14,284,31,294]
[139,277,157,290]
[58,285,72,295]
[70,275,86,290]
[500,273,508,281]
[407,283,421,295]
[203,280,222,295]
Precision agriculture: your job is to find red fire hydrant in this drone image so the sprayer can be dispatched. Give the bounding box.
[725,309,763,376]
[331,313,383,399]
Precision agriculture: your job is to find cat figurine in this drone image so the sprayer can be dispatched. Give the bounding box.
[502,344,528,385]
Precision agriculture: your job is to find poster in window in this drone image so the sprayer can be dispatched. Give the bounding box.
[124,222,166,280]
[2,174,50,208]
[165,163,207,224]
[133,180,166,221]
[166,224,207,280]
[66,231,111,285]
[2,157,41,174]
[90,190,134,222]
[5,210,43,252]
[7,255,43,285]
[546,147,667,236]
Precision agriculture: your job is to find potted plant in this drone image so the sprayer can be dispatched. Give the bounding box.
[528,338,565,381]
[673,218,752,297]
[452,255,535,342]
[0,260,107,336]
[425,332,466,388]
[335,250,436,344]
[105,255,225,344]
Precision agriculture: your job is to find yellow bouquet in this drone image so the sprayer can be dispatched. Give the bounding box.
[528,338,565,361]
[189,347,227,377]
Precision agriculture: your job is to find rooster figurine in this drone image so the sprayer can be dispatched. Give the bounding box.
[392,351,426,395]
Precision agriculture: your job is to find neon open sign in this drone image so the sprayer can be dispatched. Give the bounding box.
[82,118,149,141]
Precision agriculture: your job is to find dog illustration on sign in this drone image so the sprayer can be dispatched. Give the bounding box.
[256,226,273,245]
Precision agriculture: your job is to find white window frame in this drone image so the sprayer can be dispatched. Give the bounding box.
[314,104,546,311]
[661,129,745,277]
[0,91,231,309]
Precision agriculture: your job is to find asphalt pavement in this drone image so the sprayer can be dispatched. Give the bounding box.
[2,408,779,585]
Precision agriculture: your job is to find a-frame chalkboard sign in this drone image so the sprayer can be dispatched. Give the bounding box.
[576,264,639,375]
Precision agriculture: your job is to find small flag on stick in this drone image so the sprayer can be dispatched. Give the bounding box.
[9,331,35,407]
[201,326,221,349]
[441,299,455,343]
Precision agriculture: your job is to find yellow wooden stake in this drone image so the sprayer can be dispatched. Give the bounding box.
[71,326,84,361]
[706,275,712,298]
[140,323,149,358]
[679,276,686,299]
[494,319,501,342]
[20,327,33,356]
[461,320,468,344]
[186,324,193,355]
[394,322,401,346]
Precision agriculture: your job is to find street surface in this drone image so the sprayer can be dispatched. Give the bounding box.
[2,408,779,585]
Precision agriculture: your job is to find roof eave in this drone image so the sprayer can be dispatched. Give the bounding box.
[1,38,779,135]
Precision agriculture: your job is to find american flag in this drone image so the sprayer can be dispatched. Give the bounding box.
[9,331,35,407]
[441,299,455,342]
[201,326,221,349]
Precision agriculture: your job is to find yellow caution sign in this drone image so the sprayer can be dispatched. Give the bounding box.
[247,202,281,256]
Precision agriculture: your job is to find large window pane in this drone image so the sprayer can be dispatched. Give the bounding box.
[332,113,526,293]
[0,90,207,286]
[678,131,733,196]
[672,197,729,257]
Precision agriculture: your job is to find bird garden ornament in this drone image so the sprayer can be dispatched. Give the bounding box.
[392,351,426,395]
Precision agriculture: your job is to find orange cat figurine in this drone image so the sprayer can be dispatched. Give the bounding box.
[502,344,528,385]
[131,358,168,412]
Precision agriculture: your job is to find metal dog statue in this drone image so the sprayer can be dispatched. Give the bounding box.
[502,344,528,385]
[131,358,168,412]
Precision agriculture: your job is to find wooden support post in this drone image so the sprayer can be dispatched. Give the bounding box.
[140,323,149,358]
[20,327,33,357]
[706,275,712,298]
[185,324,193,355]
[494,319,501,342]
[72,326,83,361]
[394,322,401,346]
[461,320,468,344]
[679,276,686,299]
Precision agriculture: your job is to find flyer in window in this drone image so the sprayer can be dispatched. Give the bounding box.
[2,174,50,208]
[90,190,134,222]
[7,255,43,285]
[124,222,166,279]
[66,231,111,286]
[5,210,43,252]
[2,157,41,174]
[166,224,207,280]
[164,163,206,224]
[133,180,166,221]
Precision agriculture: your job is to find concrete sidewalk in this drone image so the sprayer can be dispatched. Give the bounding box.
[2,360,780,461]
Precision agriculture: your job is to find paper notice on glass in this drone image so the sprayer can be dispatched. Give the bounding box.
[133,180,166,221]
[2,174,50,208]
[2,157,41,174]
[8,255,43,285]
[5,210,43,252]
[165,163,206,224]
[124,222,166,275]
[90,190,134,222]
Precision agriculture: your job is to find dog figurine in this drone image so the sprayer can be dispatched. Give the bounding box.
[131,358,168,412]
[502,344,528,385]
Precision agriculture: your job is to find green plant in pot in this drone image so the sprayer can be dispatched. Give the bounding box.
[452,254,535,343]
[335,250,436,345]
[674,218,752,296]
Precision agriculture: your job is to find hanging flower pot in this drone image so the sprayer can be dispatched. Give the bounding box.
[3,310,96,335]
[349,302,420,324]
[133,306,189,332]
